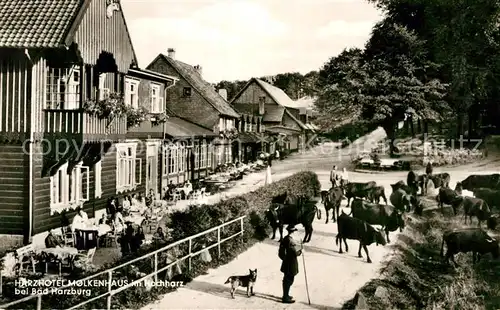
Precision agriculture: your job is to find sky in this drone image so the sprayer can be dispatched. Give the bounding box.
[121,0,384,83]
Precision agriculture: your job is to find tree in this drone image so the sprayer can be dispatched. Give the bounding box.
[368,0,500,137]
[315,21,449,154]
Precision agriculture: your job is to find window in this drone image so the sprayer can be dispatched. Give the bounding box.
[150,84,161,113]
[50,162,89,214]
[245,122,252,132]
[200,142,207,168]
[216,145,223,165]
[125,78,139,108]
[163,145,169,176]
[261,124,265,132]
[183,87,192,97]
[219,118,225,132]
[94,160,102,198]
[193,145,199,170]
[178,145,185,172]
[168,146,178,174]
[259,96,265,114]
[98,73,110,101]
[46,66,80,109]
[116,143,141,193]
[225,146,231,164]
[207,144,213,168]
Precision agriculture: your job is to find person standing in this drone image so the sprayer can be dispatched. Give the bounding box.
[278,225,302,304]
[265,156,273,185]
[340,167,349,187]
[275,149,280,160]
[426,162,433,175]
[329,165,338,187]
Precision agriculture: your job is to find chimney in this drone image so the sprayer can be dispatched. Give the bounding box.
[218,88,228,101]
[167,48,175,59]
[194,65,202,76]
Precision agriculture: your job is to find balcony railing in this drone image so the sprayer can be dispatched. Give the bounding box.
[44,109,127,141]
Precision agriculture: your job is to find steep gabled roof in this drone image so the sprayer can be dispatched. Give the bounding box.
[0,0,82,48]
[150,54,240,119]
[284,109,307,130]
[254,78,298,109]
[0,0,139,67]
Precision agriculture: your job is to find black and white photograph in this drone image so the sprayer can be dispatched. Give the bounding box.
[0,0,499,309]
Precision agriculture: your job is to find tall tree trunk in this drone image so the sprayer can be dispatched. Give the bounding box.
[417,119,422,133]
[423,120,429,134]
[410,116,415,137]
[382,120,396,157]
[457,113,465,138]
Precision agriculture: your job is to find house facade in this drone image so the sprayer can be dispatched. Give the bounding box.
[146,49,240,168]
[230,78,307,153]
[0,0,205,245]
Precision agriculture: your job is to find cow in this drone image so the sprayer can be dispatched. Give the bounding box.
[265,198,317,243]
[391,181,413,195]
[320,188,343,223]
[343,181,377,207]
[390,188,413,212]
[436,187,463,215]
[472,188,500,211]
[460,196,491,227]
[440,228,499,266]
[335,212,386,263]
[366,186,388,205]
[350,199,405,243]
[406,171,419,195]
[454,182,463,195]
[459,174,500,191]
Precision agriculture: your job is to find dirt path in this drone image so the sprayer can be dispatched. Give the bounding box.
[141,128,500,309]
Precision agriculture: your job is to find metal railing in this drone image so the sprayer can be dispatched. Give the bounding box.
[0,216,246,310]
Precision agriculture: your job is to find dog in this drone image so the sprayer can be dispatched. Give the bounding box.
[224,269,257,298]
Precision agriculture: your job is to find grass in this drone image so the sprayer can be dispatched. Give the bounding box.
[343,202,500,310]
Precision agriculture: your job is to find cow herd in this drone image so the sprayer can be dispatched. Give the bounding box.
[266,171,500,266]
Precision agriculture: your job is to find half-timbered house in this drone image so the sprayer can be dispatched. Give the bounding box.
[146,49,241,169]
[0,0,162,244]
[230,78,307,154]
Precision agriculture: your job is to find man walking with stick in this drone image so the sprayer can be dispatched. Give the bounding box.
[278,225,302,304]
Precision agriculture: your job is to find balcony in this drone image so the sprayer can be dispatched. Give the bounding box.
[44,109,127,142]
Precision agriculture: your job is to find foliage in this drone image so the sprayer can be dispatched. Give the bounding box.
[315,21,449,153]
[342,202,500,310]
[126,105,149,128]
[151,112,169,126]
[367,0,500,137]
[83,93,127,119]
[220,127,238,140]
[83,92,150,129]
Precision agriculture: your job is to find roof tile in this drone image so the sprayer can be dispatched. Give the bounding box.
[0,0,82,48]
[160,55,240,119]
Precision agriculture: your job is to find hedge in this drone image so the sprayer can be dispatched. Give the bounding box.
[1,171,320,310]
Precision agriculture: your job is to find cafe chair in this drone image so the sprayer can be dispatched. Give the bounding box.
[62,226,75,247]
[73,247,96,268]
[105,230,122,247]
[15,245,36,274]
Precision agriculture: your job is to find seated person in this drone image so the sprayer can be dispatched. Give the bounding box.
[71,207,88,231]
[153,227,167,246]
[45,229,63,248]
[122,195,131,211]
[146,189,155,207]
[98,213,107,225]
[113,210,125,233]
[131,193,140,206]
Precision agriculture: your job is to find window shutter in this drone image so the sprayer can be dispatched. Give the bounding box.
[159,97,164,112]
[81,166,90,201]
[135,158,142,185]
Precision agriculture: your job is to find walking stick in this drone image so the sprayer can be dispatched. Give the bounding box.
[300,240,311,305]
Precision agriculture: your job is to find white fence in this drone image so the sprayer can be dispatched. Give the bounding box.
[0,216,246,310]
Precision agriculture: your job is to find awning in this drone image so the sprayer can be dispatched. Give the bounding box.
[238,132,268,144]
[265,126,301,135]
[164,117,218,139]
